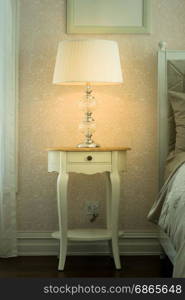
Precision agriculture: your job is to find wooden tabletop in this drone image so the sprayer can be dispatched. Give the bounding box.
[47,147,131,152]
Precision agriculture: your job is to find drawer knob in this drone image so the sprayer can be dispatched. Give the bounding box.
[86,155,93,161]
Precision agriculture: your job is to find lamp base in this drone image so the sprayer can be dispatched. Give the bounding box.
[77,142,100,148]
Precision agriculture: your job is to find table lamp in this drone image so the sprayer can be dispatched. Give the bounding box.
[53,39,123,147]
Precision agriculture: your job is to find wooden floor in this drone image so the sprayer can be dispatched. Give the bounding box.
[0,255,173,278]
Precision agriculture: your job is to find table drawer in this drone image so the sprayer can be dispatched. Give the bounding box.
[68,152,111,163]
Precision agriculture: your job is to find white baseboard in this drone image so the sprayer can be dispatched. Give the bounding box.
[17,231,162,256]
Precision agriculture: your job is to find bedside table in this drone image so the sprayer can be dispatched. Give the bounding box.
[47,147,130,270]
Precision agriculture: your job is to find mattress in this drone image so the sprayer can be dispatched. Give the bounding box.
[158,163,185,277]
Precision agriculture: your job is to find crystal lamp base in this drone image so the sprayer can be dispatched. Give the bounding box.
[77,142,100,148]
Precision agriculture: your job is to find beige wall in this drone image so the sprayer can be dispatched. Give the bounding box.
[17,0,185,232]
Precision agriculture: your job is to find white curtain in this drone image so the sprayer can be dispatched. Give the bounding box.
[0,0,19,257]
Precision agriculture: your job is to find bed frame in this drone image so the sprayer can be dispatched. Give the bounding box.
[158,41,185,265]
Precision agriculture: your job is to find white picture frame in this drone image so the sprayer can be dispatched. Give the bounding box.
[67,0,151,34]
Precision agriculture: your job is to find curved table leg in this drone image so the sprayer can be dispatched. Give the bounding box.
[105,172,113,256]
[57,172,69,271]
[110,171,121,270]
[106,172,111,230]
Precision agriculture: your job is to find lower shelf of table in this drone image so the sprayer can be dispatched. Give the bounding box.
[51,229,124,241]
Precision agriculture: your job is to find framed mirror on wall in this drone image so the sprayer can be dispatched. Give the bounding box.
[67,0,151,34]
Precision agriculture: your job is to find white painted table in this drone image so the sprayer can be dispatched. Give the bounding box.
[47,147,130,270]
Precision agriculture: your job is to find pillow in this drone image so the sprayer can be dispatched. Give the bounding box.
[168,101,176,152]
[168,91,185,153]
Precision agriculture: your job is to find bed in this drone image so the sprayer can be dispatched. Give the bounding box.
[148,42,185,278]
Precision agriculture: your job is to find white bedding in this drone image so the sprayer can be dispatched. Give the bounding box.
[158,163,185,277]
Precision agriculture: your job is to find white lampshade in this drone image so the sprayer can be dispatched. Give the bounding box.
[53,39,123,85]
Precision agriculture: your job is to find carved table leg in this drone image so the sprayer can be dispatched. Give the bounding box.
[105,172,112,255]
[110,170,121,270]
[57,172,69,271]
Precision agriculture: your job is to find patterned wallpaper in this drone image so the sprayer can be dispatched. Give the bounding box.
[17,0,185,232]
